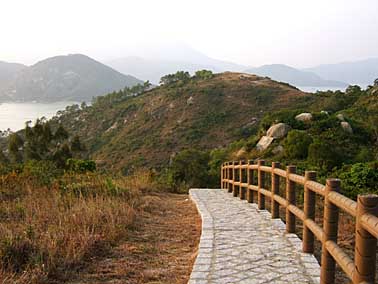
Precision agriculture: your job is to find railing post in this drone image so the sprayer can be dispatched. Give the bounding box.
[233,161,239,197]
[228,162,233,193]
[247,160,254,203]
[258,160,265,210]
[320,178,340,284]
[353,194,378,284]
[221,163,224,189]
[286,165,296,233]
[303,171,317,253]
[232,161,236,195]
[240,160,246,200]
[271,162,280,218]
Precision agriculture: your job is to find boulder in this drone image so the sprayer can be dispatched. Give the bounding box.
[341,121,353,134]
[321,110,329,115]
[272,145,284,155]
[187,96,194,105]
[295,112,313,122]
[336,114,345,121]
[256,136,274,151]
[266,123,290,139]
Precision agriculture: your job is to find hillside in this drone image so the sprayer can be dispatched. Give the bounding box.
[48,72,312,172]
[245,64,347,87]
[0,54,142,103]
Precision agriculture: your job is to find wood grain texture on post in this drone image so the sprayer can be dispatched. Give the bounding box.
[320,178,340,284]
[240,160,246,200]
[353,194,378,284]
[271,162,280,218]
[228,162,233,193]
[247,160,254,203]
[303,171,317,253]
[258,160,265,210]
[233,161,239,197]
[285,165,296,233]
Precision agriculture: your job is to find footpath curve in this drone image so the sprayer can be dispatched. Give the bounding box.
[189,188,320,284]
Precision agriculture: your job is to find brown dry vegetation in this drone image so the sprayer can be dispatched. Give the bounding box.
[0,170,200,284]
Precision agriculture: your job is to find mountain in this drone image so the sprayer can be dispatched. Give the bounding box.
[0,61,26,100]
[48,72,313,171]
[305,58,378,86]
[0,54,142,103]
[106,44,246,84]
[245,64,348,88]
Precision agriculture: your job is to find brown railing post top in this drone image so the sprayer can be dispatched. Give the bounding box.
[326,178,341,190]
[272,161,280,168]
[357,194,378,210]
[258,160,265,166]
[305,170,317,179]
[286,165,296,172]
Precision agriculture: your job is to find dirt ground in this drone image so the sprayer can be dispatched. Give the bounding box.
[67,193,201,284]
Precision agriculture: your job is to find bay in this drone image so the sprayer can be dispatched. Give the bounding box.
[0,101,78,132]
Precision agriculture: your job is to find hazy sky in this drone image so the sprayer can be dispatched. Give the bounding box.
[1,0,378,67]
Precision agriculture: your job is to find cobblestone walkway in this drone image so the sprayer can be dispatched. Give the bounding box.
[189,188,320,284]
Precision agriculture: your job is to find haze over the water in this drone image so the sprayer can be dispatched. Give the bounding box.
[1,0,378,68]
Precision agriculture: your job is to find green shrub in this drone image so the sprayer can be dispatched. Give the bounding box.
[66,159,96,173]
[284,130,313,159]
[338,162,378,199]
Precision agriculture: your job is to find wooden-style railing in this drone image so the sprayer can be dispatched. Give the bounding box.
[221,160,378,284]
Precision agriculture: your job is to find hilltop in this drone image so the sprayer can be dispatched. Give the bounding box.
[49,72,312,172]
[0,54,142,103]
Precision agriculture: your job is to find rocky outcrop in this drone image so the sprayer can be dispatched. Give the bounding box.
[266,123,290,139]
[341,121,353,133]
[256,136,274,151]
[336,114,345,121]
[295,113,313,122]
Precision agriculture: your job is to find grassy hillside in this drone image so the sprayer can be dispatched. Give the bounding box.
[50,72,312,172]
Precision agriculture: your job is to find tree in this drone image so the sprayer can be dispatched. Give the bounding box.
[374,78,378,87]
[54,125,69,142]
[195,70,213,80]
[160,71,191,85]
[284,130,313,159]
[8,133,23,163]
[308,139,342,170]
[169,149,210,188]
[345,85,362,95]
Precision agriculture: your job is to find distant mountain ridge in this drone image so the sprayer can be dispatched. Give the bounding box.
[0,61,26,83]
[0,54,142,103]
[245,64,348,88]
[304,58,378,85]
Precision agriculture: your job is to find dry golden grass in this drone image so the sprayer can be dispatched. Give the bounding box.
[0,169,157,283]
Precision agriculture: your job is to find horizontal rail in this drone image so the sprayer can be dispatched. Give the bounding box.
[305,180,326,196]
[259,166,272,173]
[328,191,357,217]
[289,173,305,185]
[288,205,305,221]
[360,213,378,238]
[248,184,258,191]
[325,240,355,280]
[304,219,324,241]
[273,168,287,178]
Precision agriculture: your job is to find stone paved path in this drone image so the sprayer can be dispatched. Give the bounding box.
[189,188,320,284]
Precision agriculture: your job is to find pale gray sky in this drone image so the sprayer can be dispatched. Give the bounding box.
[1,0,377,67]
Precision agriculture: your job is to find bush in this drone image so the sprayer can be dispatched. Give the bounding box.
[66,159,96,173]
[284,130,313,159]
[168,149,211,190]
[338,162,378,199]
[307,139,342,171]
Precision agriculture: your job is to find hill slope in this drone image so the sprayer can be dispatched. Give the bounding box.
[0,54,142,102]
[50,72,313,172]
[245,64,347,87]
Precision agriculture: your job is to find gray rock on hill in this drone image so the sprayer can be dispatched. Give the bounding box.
[267,123,291,138]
